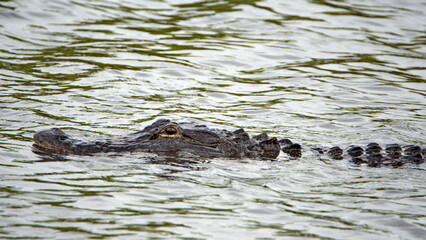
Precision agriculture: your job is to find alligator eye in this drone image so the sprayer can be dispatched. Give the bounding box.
[164,126,178,135]
[156,125,183,139]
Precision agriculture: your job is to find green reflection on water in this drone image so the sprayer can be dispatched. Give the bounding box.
[0,0,426,239]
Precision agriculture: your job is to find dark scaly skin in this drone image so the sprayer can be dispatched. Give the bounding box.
[33,119,280,159]
[33,119,425,166]
[279,139,425,167]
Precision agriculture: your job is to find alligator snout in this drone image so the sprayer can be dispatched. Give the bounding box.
[33,128,75,154]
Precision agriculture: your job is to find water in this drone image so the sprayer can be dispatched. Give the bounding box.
[1,0,426,239]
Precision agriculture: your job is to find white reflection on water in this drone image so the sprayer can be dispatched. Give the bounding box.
[0,0,426,239]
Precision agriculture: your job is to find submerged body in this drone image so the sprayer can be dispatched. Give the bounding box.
[33,119,425,166]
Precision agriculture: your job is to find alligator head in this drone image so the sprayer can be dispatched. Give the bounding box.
[33,119,280,159]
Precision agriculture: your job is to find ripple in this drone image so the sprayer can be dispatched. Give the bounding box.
[1,0,426,239]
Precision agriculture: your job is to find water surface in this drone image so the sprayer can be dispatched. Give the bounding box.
[1,0,426,239]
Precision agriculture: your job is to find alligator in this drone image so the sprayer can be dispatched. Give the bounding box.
[33,119,425,167]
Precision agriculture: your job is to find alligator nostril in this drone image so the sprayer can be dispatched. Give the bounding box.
[164,127,178,135]
[52,128,65,134]
[59,135,68,141]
